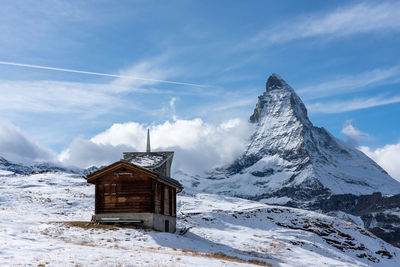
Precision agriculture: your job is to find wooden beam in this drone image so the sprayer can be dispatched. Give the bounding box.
[151,181,155,213]
[161,184,165,215]
[169,187,173,216]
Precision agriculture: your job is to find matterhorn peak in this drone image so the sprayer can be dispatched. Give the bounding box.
[201,74,400,205]
[250,74,308,124]
[180,74,400,248]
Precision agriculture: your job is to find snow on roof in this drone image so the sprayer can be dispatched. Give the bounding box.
[129,154,165,167]
[123,151,173,169]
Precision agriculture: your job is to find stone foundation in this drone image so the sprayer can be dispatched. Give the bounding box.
[93,212,176,233]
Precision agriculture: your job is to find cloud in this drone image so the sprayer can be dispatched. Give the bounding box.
[238,2,400,49]
[58,138,132,168]
[298,65,400,100]
[60,118,253,173]
[0,80,125,117]
[0,60,207,89]
[360,143,400,182]
[168,97,178,121]
[341,120,371,146]
[307,95,400,114]
[0,56,199,118]
[0,122,55,163]
[212,98,255,112]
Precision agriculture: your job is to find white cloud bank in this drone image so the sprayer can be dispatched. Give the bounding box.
[2,116,400,184]
[0,122,55,163]
[360,143,400,182]
[339,121,400,182]
[59,118,253,174]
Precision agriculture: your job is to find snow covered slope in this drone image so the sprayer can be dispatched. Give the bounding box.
[183,74,400,205]
[1,171,399,266]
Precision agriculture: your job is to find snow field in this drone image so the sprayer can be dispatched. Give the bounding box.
[1,172,399,266]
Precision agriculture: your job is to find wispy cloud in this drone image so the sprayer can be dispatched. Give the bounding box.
[298,65,400,100]
[0,80,126,117]
[0,56,204,118]
[0,60,207,88]
[341,120,371,146]
[212,98,255,112]
[238,2,400,50]
[307,95,400,114]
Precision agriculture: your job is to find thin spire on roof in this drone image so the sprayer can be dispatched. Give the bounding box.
[146,128,151,153]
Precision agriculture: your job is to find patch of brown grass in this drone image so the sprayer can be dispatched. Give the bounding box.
[54,221,119,230]
[180,249,273,266]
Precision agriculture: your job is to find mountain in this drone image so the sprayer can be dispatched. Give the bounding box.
[0,156,81,175]
[183,74,400,206]
[176,74,400,247]
[0,156,33,174]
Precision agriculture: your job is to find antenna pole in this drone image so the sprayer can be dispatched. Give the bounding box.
[146,128,151,153]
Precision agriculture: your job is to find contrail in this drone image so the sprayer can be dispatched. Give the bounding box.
[0,60,208,88]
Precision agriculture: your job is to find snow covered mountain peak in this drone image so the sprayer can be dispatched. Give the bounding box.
[185,74,400,205]
[250,74,310,126]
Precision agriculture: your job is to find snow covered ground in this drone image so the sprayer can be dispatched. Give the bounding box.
[1,171,399,266]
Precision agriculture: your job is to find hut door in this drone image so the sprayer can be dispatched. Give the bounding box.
[165,220,169,232]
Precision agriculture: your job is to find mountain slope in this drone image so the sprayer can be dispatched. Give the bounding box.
[0,155,94,175]
[183,74,400,205]
[1,170,399,266]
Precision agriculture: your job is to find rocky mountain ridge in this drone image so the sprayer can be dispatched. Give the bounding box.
[183,74,400,205]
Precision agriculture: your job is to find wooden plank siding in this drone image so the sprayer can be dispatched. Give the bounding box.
[92,163,178,217]
[164,185,170,216]
[95,167,153,213]
[96,179,152,213]
[171,188,176,216]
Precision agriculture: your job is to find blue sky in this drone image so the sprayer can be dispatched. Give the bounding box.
[0,1,400,177]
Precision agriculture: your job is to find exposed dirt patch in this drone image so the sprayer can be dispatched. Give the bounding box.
[53,221,120,230]
[179,249,274,266]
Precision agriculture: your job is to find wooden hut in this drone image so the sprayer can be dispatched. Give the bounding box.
[86,130,183,232]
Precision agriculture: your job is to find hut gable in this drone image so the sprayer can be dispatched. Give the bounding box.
[86,161,157,184]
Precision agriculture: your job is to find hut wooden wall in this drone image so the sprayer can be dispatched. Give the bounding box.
[94,165,177,216]
[95,169,153,214]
